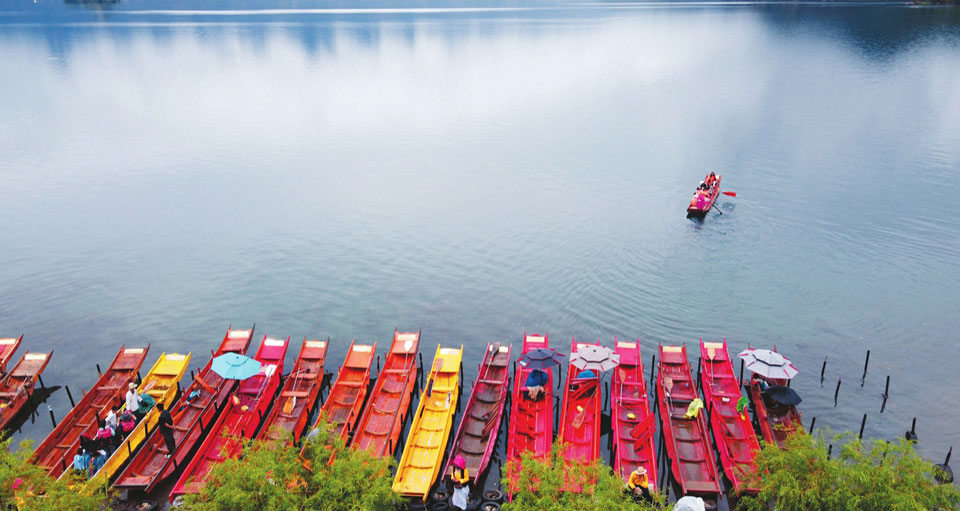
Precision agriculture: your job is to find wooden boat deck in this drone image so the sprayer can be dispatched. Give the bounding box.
[0,335,23,375]
[612,339,658,489]
[115,327,254,493]
[169,335,289,501]
[559,340,603,464]
[317,340,376,443]
[443,343,511,484]
[351,331,420,458]
[0,351,53,431]
[700,340,760,495]
[657,344,721,498]
[748,375,802,448]
[31,345,149,479]
[506,333,554,494]
[393,345,463,501]
[259,338,328,444]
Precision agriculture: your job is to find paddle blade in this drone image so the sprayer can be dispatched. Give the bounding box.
[722,191,737,197]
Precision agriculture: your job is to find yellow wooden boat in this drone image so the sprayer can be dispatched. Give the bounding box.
[80,352,191,488]
[392,345,463,501]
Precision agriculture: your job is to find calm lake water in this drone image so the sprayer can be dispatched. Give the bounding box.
[1,0,959,493]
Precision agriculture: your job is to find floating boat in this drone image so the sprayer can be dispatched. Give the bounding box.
[0,351,53,431]
[0,335,23,375]
[352,330,420,458]
[744,349,802,448]
[169,336,289,501]
[83,351,191,486]
[657,344,721,500]
[114,327,254,493]
[393,345,463,501]
[31,346,149,479]
[687,173,722,216]
[699,340,760,495]
[506,333,555,494]
[442,343,511,484]
[558,340,603,464]
[259,338,328,444]
[611,339,658,489]
[314,340,376,444]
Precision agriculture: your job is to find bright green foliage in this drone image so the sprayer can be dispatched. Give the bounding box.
[182,418,400,511]
[739,430,960,511]
[502,443,663,511]
[0,438,108,511]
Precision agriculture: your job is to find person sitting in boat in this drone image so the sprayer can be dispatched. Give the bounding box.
[577,369,596,379]
[698,181,709,192]
[449,455,470,510]
[705,172,717,188]
[524,369,548,401]
[72,447,91,476]
[118,410,137,436]
[627,466,652,500]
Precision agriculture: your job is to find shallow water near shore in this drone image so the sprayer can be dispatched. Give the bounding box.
[1,0,959,501]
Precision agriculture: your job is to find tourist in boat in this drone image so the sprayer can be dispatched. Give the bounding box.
[524,369,548,400]
[118,410,137,436]
[450,455,470,510]
[89,449,108,476]
[71,447,91,476]
[705,172,717,188]
[125,382,143,421]
[576,369,596,379]
[105,406,118,431]
[95,420,116,453]
[627,466,652,500]
[156,402,176,458]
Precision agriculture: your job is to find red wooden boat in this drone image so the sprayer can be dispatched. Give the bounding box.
[744,348,802,448]
[687,173,722,216]
[114,327,254,493]
[351,330,420,457]
[169,335,289,501]
[258,338,328,444]
[0,351,53,431]
[699,340,760,495]
[31,345,149,479]
[313,340,376,444]
[506,333,555,488]
[558,339,602,464]
[611,339,658,489]
[657,344,721,500]
[0,335,22,375]
[442,343,511,484]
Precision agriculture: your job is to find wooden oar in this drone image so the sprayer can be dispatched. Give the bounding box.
[571,381,599,429]
[722,191,737,197]
[425,358,444,397]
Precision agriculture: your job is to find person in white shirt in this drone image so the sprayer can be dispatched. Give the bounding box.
[125,382,143,420]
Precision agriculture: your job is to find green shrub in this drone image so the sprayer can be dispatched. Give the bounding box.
[0,438,108,511]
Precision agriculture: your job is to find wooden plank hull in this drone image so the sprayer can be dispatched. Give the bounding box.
[0,335,23,375]
[393,345,463,501]
[657,344,721,499]
[506,333,554,495]
[700,340,760,495]
[443,343,511,484]
[31,346,149,479]
[747,375,802,448]
[259,338,328,444]
[114,327,254,493]
[612,340,658,489]
[169,335,289,501]
[0,351,53,431]
[351,331,420,458]
[316,340,375,443]
[559,340,602,465]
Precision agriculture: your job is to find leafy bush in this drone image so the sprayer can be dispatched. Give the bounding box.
[502,443,663,511]
[739,430,960,511]
[0,438,108,511]
[182,418,400,511]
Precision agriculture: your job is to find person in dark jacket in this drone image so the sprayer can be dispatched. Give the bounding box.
[157,402,176,458]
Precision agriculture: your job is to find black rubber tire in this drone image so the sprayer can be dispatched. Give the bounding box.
[429,502,450,511]
[465,494,482,511]
[481,489,503,502]
[407,502,427,511]
[480,502,501,511]
[431,489,450,502]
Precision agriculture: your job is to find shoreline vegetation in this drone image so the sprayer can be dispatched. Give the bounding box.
[1,424,957,510]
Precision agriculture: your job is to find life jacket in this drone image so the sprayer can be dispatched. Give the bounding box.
[120,415,136,433]
[96,427,113,440]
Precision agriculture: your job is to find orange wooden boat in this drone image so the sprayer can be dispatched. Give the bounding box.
[443,343,511,484]
[114,327,254,493]
[611,339,658,490]
[0,335,23,375]
[314,340,376,444]
[0,351,53,431]
[169,335,289,501]
[351,330,420,457]
[258,338,329,444]
[31,345,149,479]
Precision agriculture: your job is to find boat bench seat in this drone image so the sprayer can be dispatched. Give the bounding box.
[382,368,412,375]
[336,381,365,388]
[477,378,504,386]
[686,481,719,493]
[282,391,310,398]
[0,391,20,398]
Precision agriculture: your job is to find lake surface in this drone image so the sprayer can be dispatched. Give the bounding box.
[1,0,959,494]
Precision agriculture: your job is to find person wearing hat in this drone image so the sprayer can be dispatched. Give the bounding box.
[449,454,470,510]
[125,382,144,422]
[627,465,651,500]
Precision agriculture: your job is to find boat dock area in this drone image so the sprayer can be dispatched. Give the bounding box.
[3,328,944,510]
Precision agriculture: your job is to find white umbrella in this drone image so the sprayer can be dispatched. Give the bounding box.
[674,496,706,511]
[738,348,799,380]
[569,345,620,373]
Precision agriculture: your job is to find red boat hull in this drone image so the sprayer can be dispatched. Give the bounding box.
[505,333,554,495]
[0,351,53,431]
[656,344,721,499]
[351,331,420,458]
[115,327,254,493]
[0,335,23,375]
[31,345,149,479]
[559,340,602,465]
[611,339,658,490]
[687,174,722,215]
[258,338,328,444]
[748,375,802,448]
[169,335,289,501]
[317,340,375,444]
